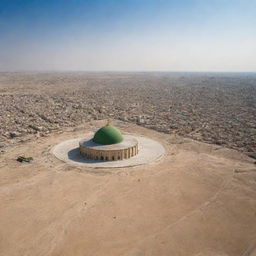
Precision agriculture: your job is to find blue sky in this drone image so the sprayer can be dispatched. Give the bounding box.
[0,0,255,71]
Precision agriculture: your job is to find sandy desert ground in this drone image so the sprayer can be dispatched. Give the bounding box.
[0,120,256,256]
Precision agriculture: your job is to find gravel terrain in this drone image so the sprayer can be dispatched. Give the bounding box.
[0,72,255,155]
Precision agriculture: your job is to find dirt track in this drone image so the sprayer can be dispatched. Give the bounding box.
[0,121,255,256]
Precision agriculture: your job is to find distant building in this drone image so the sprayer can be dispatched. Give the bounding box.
[79,124,138,161]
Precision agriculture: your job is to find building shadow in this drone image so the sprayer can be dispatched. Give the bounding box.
[67,147,104,164]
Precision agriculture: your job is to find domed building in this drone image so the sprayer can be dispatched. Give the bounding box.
[79,123,138,161]
[93,125,123,145]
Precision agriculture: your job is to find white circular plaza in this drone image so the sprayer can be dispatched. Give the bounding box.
[52,133,165,169]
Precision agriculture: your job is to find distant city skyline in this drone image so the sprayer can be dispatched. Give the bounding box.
[0,0,255,72]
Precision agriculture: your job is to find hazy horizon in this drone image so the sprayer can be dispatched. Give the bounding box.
[0,0,255,72]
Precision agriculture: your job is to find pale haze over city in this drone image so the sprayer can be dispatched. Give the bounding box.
[0,0,255,72]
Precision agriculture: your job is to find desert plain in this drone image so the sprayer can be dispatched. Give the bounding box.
[0,72,256,256]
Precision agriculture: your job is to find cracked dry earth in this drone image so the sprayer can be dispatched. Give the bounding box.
[0,121,256,256]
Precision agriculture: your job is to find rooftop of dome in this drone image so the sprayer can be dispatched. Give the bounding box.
[93,125,124,145]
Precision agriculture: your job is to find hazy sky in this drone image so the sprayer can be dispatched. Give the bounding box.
[0,0,255,72]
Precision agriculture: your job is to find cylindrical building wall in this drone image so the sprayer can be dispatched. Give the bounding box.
[80,142,138,161]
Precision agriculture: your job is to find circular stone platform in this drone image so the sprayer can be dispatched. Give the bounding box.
[52,134,165,169]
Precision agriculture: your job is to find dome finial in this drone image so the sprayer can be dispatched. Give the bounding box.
[106,119,110,126]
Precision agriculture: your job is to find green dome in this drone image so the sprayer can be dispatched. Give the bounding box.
[93,125,123,145]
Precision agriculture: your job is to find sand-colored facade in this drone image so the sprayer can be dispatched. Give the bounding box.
[79,135,139,161]
[79,141,138,161]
